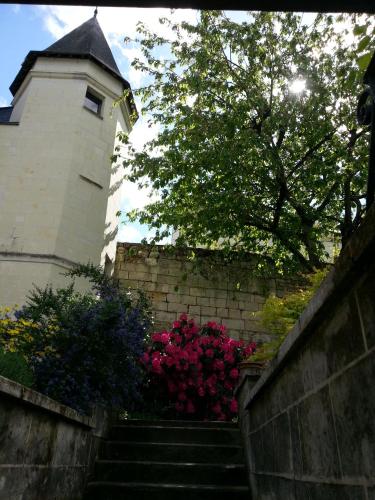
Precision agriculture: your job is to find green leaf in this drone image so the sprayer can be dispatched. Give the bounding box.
[358,35,371,53]
[358,52,372,71]
[353,24,367,36]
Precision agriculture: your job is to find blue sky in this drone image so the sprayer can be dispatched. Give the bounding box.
[0,4,201,243]
[0,5,54,107]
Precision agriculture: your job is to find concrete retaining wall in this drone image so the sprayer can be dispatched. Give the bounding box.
[237,204,375,499]
[0,376,109,500]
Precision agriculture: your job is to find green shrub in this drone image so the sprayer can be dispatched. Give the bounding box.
[0,346,34,387]
[252,268,329,362]
[0,263,153,414]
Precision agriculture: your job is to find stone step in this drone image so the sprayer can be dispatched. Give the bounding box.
[109,424,241,445]
[84,481,249,500]
[94,459,247,486]
[115,418,238,428]
[100,440,244,464]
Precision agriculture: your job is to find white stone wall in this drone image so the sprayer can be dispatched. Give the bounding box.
[100,114,128,271]
[0,57,131,307]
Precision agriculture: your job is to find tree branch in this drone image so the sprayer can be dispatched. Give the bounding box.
[316,180,340,214]
[276,128,286,149]
[272,184,287,230]
[288,129,337,177]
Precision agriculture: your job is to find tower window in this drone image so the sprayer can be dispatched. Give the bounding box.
[84,89,103,115]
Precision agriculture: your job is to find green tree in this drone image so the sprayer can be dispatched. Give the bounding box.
[118,11,374,274]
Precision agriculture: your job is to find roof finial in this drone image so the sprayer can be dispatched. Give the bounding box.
[94,6,98,17]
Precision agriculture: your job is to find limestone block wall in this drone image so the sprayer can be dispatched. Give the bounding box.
[237,203,375,499]
[114,243,297,343]
[0,375,109,500]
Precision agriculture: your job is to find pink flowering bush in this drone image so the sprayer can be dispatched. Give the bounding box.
[141,314,256,421]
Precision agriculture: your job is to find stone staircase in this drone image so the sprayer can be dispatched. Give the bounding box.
[84,419,250,499]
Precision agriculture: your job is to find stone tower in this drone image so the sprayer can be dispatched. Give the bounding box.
[0,13,136,307]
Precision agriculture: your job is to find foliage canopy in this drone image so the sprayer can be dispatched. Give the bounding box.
[252,267,328,362]
[118,11,375,273]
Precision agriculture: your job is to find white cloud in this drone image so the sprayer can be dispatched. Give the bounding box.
[121,180,158,212]
[113,42,144,64]
[117,224,143,242]
[117,221,170,245]
[129,119,161,151]
[36,6,197,47]
[0,97,10,107]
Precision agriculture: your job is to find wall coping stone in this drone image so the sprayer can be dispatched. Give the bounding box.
[234,361,266,397]
[117,241,260,262]
[0,375,95,428]
[245,202,375,409]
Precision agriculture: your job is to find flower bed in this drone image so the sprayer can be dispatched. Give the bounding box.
[141,314,256,421]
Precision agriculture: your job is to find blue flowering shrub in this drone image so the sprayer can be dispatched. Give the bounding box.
[9,264,151,414]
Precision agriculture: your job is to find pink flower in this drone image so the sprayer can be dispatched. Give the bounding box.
[186,400,195,414]
[206,321,218,329]
[244,343,256,356]
[172,320,181,329]
[206,375,217,387]
[224,380,233,390]
[205,349,214,358]
[178,382,187,392]
[165,357,175,367]
[152,333,162,343]
[160,332,170,344]
[179,351,189,362]
[151,358,162,374]
[179,313,188,321]
[224,352,235,364]
[229,368,239,379]
[212,402,222,414]
[188,352,199,364]
[190,325,199,335]
[197,386,205,397]
[213,359,225,371]
[221,342,231,353]
[230,399,238,413]
[178,392,187,401]
[165,344,177,355]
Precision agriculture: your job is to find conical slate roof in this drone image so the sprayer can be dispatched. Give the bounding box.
[45,15,122,79]
[9,14,136,116]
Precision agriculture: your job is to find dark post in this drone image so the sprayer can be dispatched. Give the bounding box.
[357,51,375,210]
